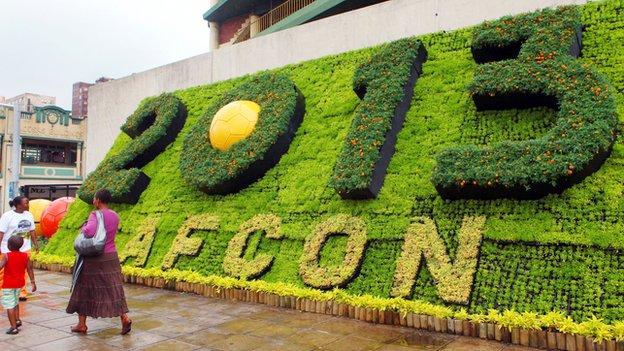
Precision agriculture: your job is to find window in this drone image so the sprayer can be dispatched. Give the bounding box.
[21,141,77,166]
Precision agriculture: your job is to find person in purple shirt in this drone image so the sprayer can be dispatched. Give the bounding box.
[66,189,132,335]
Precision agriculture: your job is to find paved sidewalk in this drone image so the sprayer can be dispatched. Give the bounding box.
[0,270,539,351]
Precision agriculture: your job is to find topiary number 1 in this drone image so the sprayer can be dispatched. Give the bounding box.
[329,38,427,199]
[78,93,187,204]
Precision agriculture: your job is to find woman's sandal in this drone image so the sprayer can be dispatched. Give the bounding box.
[121,319,132,335]
[16,320,22,328]
[71,325,88,334]
[6,328,19,335]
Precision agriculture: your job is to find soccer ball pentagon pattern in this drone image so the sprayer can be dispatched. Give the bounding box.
[209,100,261,151]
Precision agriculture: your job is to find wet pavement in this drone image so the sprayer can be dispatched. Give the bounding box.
[0,270,540,351]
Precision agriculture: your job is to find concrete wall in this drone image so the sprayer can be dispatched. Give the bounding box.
[86,0,586,173]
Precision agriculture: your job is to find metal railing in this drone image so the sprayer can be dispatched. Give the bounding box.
[233,22,251,43]
[233,0,315,44]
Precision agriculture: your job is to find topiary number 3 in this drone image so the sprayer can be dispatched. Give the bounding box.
[432,7,618,199]
[78,93,187,204]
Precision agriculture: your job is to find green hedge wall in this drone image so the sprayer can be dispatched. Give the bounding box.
[46,0,624,324]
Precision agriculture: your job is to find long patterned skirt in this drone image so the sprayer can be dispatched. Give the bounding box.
[66,252,129,318]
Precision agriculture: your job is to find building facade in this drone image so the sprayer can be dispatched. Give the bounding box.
[72,78,113,119]
[6,93,56,113]
[204,0,390,49]
[72,82,92,119]
[0,103,86,212]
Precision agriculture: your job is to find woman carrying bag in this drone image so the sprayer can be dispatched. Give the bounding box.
[66,189,132,335]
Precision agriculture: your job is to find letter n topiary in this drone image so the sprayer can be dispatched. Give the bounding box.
[391,216,485,304]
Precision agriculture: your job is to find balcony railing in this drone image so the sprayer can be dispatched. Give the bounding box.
[233,0,316,44]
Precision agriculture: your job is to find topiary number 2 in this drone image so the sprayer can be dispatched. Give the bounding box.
[78,93,187,204]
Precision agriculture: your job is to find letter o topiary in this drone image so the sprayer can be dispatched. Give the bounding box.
[299,214,367,289]
[179,73,305,194]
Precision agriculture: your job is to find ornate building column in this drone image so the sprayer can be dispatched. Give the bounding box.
[76,141,83,179]
[250,14,260,38]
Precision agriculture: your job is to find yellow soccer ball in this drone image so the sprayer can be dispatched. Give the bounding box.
[29,199,51,237]
[209,100,260,151]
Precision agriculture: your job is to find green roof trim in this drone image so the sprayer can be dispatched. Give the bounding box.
[203,0,229,21]
[203,0,271,22]
[257,0,349,37]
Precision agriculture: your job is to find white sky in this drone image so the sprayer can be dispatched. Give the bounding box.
[0,0,210,109]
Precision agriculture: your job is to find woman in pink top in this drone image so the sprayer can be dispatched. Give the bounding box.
[66,189,132,335]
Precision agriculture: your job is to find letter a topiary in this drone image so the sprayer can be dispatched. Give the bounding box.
[162,214,219,270]
[432,7,618,199]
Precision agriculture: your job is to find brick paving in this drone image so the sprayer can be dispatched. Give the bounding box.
[0,270,539,351]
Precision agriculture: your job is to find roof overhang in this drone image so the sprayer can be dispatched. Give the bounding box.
[203,0,271,22]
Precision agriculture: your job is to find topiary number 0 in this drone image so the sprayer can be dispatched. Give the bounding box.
[179,73,304,194]
[78,93,187,203]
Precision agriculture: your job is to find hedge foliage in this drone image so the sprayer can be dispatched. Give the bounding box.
[432,6,618,199]
[78,93,187,203]
[46,0,624,326]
